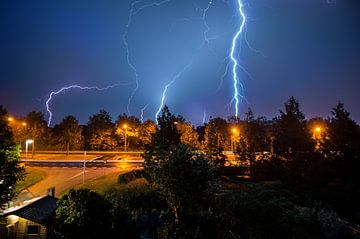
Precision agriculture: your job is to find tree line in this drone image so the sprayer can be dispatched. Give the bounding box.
[2,96,360,238]
[51,99,360,238]
[5,96,360,156]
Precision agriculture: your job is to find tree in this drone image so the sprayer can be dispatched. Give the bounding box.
[243,108,270,153]
[203,117,228,167]
[144,106,181,181]
[115,114,141,150]
[273,96,314,157]
[23,111,48,152]
[89,129,117,150]
[152,105,181,150]
[327,102,360,161]
[55,188,112,239]
[153,145,215,222]
[53,115,83,153]
[0,105,25,207]
[85,110,116,150]
[176,121,200,149]
[138,120,157,147]
[325,102,360,184]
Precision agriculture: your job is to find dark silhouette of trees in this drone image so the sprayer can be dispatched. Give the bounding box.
[273,96,314,157]
[203,117,228,167]
[144,106,216,228]
[144,105,181,181]
[53,115,83,153]
[0,105,25,207]
[55,188,112,239]
[326,102,360,163]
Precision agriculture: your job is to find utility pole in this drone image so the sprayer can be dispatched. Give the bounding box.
[83,151,86,185]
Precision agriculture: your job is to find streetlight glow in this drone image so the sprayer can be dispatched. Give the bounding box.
[123,124,128,151]
[25,139,34,159]
[8,117,14,122]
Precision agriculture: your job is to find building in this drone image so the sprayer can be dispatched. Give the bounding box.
[0,192,57,239]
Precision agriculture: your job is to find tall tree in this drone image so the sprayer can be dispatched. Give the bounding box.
[153,145,215,223]
[326,102,360,183]
[176,121,200,149]
[115,114,141,150]
[273,96,313,157]
[143,105,181,181]
[203,117,228,167]
[85,110,116,150]
[0,106,25,207]
[23,111,48,152]
[55,189,112,239]
[138,120,157,147]
[327,102,360,160]
[53,116,83,153]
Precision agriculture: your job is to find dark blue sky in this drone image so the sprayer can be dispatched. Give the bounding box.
[1,0,359,126]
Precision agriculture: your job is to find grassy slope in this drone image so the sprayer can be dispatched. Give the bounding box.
[16,168,47,193]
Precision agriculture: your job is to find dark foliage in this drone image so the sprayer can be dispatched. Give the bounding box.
[0,105,25,207]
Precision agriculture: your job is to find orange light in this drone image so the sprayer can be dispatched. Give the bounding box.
[315,127,321,133]
[123,124,128,129]
[22,122,27,126]
[232,128,238,134]
[8,117,14,122]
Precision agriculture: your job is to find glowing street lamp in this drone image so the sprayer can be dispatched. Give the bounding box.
[8,117,14,122]
[231,127,239,152]
[313,126,322,139]
[25,139,34,159]
[22,122,27,126]
[123,124,128,152]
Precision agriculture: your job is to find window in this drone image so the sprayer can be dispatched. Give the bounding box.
[27,225,40,235]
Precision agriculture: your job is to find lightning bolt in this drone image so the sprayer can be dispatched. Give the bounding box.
[123,0,172,115]
[230,0,246,117]
[202,109,207,124]
[202,0,213,47]
[140,103,149,123]
[155,0,216,123]
[45,84,123,127]
[155,57,194,124]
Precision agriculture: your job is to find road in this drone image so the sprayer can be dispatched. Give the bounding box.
[13,158,143,205]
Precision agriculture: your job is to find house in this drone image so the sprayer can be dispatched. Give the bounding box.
[0,191,57,239]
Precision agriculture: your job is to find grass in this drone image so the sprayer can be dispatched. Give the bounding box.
[16,168,47,193]
[77,170,132,194]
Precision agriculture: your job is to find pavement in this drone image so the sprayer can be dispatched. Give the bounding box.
[13,157,143,205]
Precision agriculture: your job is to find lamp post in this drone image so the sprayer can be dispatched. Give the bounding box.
[313,126,322,150]
[123,124,128,152]
[231,128,238,152]
[25,139,34,159]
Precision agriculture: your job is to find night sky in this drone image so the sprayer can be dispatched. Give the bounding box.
[1,0,359,126]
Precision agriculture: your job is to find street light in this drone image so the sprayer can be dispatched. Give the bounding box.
[313,126,322,139]
[231,128,239,152]
[22,122,27,126]
[8,117,14,122]
[25,139,34,159]
[313,126,323,150]
[123,124,128,152]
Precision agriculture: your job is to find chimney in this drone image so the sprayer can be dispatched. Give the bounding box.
[47,187,55,197]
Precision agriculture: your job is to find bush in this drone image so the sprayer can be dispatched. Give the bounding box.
[55,188,112,239]
[118,169,146,184]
